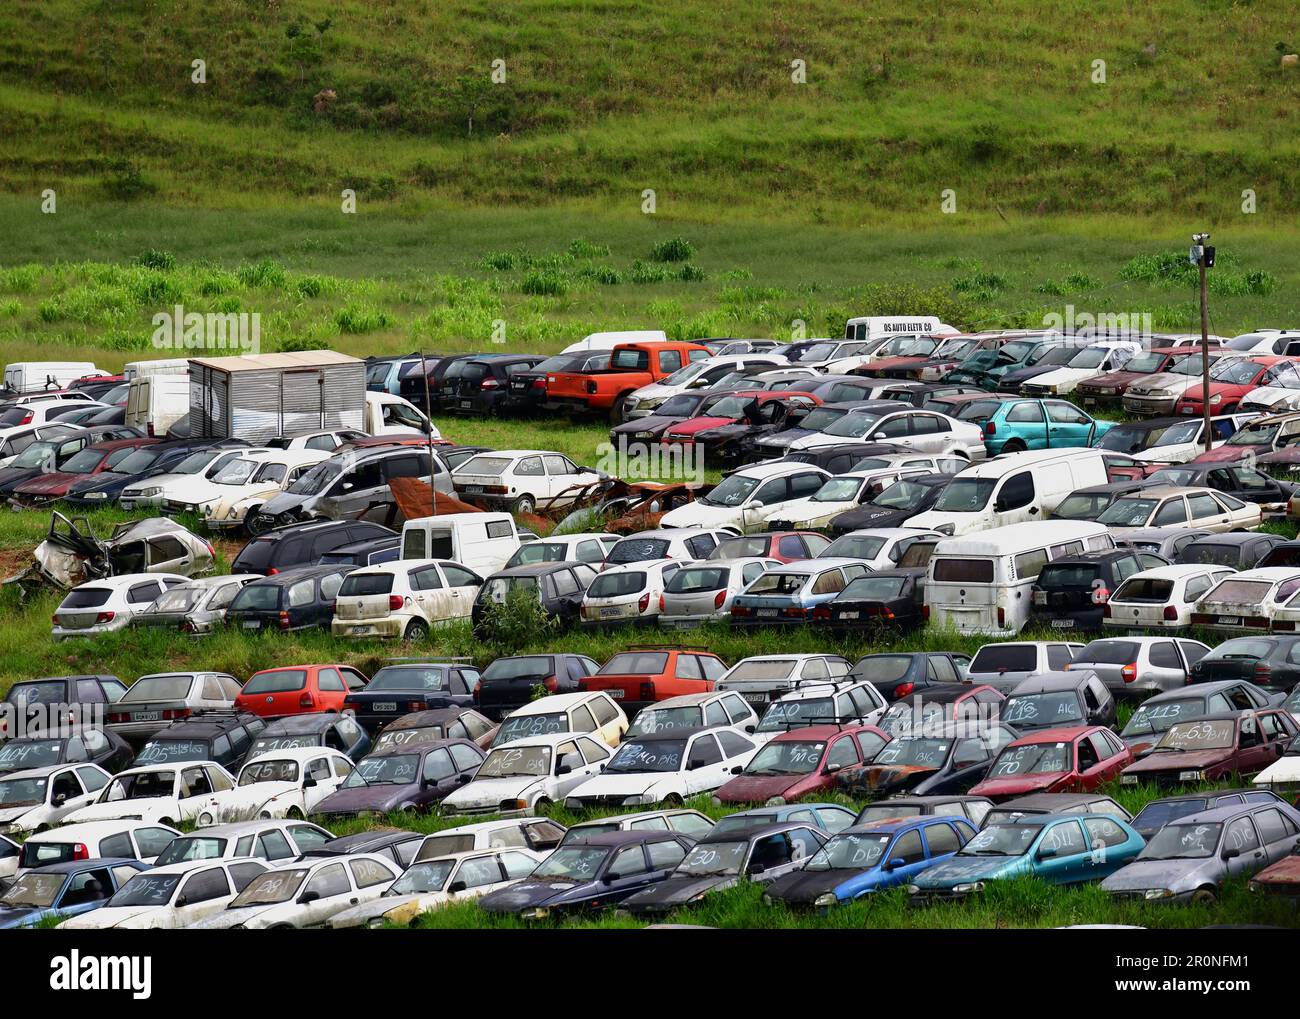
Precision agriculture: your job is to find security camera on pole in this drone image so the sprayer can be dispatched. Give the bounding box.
[1190,233,1215,453]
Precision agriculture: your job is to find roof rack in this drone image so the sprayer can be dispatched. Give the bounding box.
[624,645,710,652]
[767,715,862,732]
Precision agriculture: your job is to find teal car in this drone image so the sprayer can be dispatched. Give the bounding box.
[905,813,1144,903]
[944,338,1079,391]
[978,398,1113,456]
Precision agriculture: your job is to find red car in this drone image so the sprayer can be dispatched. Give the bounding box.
[1174,356,1299,417]
[714,723,891,805]
[969,726,1132,801]
[709,530,832,563]
[577,648,727,717]
[1075,346,1213,408]
[1189,411,1300,465]
[660,391,819,445]
[11,436,159,504]
[1118,709,1296,787]
[234,663,369,718]
[852,334,962,378]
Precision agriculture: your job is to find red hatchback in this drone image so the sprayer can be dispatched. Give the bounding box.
[234,664,369,718]
[708,530,832,563]
[714,724,891,805]
[1174,356,1299,417]
[12,437,159,504]
[969,726,1131,801]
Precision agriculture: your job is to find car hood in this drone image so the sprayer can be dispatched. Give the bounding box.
[189,904,277,929]
[972,772,1066,798]
[331,892,450,928]
[840,763,937,796]
[205,781,300,816]
[916,855,1025,885]
[0,805,36,824]
[614,415,684,436]
[659,502,739,529]
[1100,858,1216,893]
[829,506,913,531]
[1028,367,1094,387]
[123,470,190,495]
[665,416,739,439]
[444,776,542,809]
[569,774,663,800]
[479,880,590,911]
[1252,855,1300,887]
[14,472,80,495]
[765,867,864,904]
[1123,748,1233,775]
[258,491,312,515]
[626,874,733,909]
[0,905,44,927]
[60,904,161,929]
[715,773,804,802]
[1081,370,1143,389]
[314,784,417,814]
[157,476,225,504]
[1187,446,1246,464]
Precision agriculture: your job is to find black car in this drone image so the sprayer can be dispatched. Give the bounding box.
[1176,532,1288,570]
[847,652,972,701]
[0,725,133,776]
[1117,680,1276,755]
[1094,417,1188,457]
[1128,789,1285,840]
[505,351,609,415]
[1189,636,1300,694]
[63,438,238,506]
[225,565,355,632]
[480,830,697,918]
[473,654,601,721]
[317,535,401,568]
[230,519,396,576]
[814,568,927,633]
[313,739,486,819]
[853,794,995,828]
[622,822,828,917]
[779,442,909,475]
[828,473,951,534]
[343,661,484,733]
[880,382,985,407]
[1002,670,1117,731]
[372,707,499,752]
[132,710,268,770]
[0,674,128,737]
[1028,549,1149,631]
[747,401,886,460]
[835,721,1020,800]
[1052,481,1150,522]
[302,827,425,868]
[444,354,547,415]
[1144,462,1296,507]
[243,712,371,764]
[396,355,474,414]
[471,562,599,639]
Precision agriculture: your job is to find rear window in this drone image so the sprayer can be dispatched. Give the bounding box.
[230,585,282,612]
[1112,578,1174,603]
[1075,640,1140,665]
[1036,564,1100,588]
[969,645,1037,673]
[599,653,668,675]
[1202,580,1273,604]
[457,456,511,476]
[339,573,394,597]
[665,568,728,593]
[232,539,274,571]
[932,559,995,583]
[607,538,670,564]
[122,675,194,702]
[850,656,912,683]
[60,588,111,609]
[243,670,308,695]
[711,536,772,559]
[588,571,648,598]
[1179,543,1241,567]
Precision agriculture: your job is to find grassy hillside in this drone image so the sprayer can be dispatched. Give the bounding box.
[0,0,1297,222]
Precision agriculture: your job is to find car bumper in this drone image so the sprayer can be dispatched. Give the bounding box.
[332,618,406,638]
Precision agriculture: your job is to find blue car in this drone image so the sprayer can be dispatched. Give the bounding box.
[0,858,148,928]
[712,803,860,836]
[978,398,1113,456]
[763,816,978,908]
[906,812,1144,903]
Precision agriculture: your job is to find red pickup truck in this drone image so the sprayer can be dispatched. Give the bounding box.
[544,341,712,422]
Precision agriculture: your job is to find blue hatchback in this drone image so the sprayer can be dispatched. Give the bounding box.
[762,816,977,908]
[0,858,148,928]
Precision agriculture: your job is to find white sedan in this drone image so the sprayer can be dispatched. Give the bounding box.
[785,407,985,458]
[0,764,110,836]
[190,854,402,929]
[452,449,606,515]
[440,733,612,817]
[659,461,831,533]
[749,457,963,529]
[162,449,330,531]
[64,762,237,827]
[564,727,757,810]
[329,847,544,928]
[58,858,271,929]
[195,748,353,825]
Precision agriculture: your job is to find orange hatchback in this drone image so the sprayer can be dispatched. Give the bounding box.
[578,648,729,717]
[234,664,369,719]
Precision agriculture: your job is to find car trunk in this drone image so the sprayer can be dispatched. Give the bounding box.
[334,574,395,622]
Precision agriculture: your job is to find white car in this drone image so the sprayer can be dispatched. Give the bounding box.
[267,429,366,452]
[17,820,181,874]
[1224,329,1300,357]
[411,818,569,862]
[623,354,788,418]
[1191,568,1300,634]
[58,858,271,929]
[1020,341,1144,396]
[659,557,779,627]
[492,692,629,749]
[504,532,620,567]
[195,748,354,825]
[190,853,402,929]
[440,732,613,817]
[452,449,606,514]
[0,836,17,883]
[565,727,758,810]
[625,691,760,738]
[51,573,190,639]
[0,764,110,836]
[162,448,330,530]
[64,762,237,827]
[329,847,545,928]
[749,681,888,746]
[818,528,945,570]
[603,527,735,566]
[753,460,961,529]
[119,446,251,510]
[151,819,335,865]
[715,654,854,710]
[1103,564,1237,631]
[580,560,684,627]
[1127,415,1255,464]
[659,461,831,533]
[785,406,985,459]
[332,559,483,640]
[1097,485,1263,535]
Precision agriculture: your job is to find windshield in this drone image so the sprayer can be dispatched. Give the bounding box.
[1003,692,1083,727]
[481,657,553,682]
[155,836,228,865]
[1053,494,1109,519]
[108,448,163,475]
[0,873,64,908]
[212,458,261,485]
[823,413,883,439]
[1067,347,1111,369]
[288,460,340,496]
[1097,498,1157,526]
[969,645,1037,674]
[61,447,109,473]
[1210,359,1264,385]
[958,824,1041,856]
[873,738,951,768]
[1131,800,1208,832]
[933,478,995,512]
[148,586,204,613]
[659,394,704,416]
[746,740,826,775]
[342,754,419,787]
[1096,424,1165,452]
[231,869,308,907]
[478,745,551,777]
[1121,699,1201,737]
[677,841,747,876]
[871,478,934,510]
[508,541,574,566]
[1149,421,1201,447]
[797,407,847,431]
[725,659,796,682]
[238,759,299,786]
[606,740,687,773]
[988,742,1072,776]
[1140,822,1222,860]
[805,832,889,871]
[107,873,183,908]
[0,775,46,807]
[494,713,568,745]
[1153,719,1236,752]
[627,706,703,736]
[824,535,886,559]
[0,740,62,770]
[700,474,761,507]
[756,697,835,733]
[812,478,866,503]
[367,668,447,692]
[387,861,454,895]
[533,845,608,881]
[11,441,56,468]
[1228,423,1280,447]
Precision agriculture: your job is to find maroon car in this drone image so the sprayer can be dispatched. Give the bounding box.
[1074,346,1212,409]
[311,739,486,819]
[1118,709,1296,788]
[707,530,831,563]
[714,724,890,805]
[11,436,159,504]
[969,726,1132,801]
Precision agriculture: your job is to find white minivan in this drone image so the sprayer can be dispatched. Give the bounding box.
[925,520,1116,635]
[126,375,190,436]
[401,512,522,576]
[907,447,1110,536]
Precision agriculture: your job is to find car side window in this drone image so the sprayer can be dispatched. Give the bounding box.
[824,738,858,770]
[422,749,456,782]
[1224,816,1260,854]
[134,827,177,858]
[570,705,598,733]
[923,823,961,857]
[687,734,723,767]
[100,833,134,858]
[997,472,1035,511]
[1153,499,1189,526]
[515,456,544,476]
[1083,817,1127,848]
[350,858,397,888]
[180,868,231,904]
[287,580,315,607]
[1149,642,1181,669]
[305,863,352,899]
[607,845,650,879]
[648,839,688,871]
[317,669,345,692]
[256,830,294,860]
[1046,644,1073,670]
[1254,809,1288,846]
[1006,402,1045,423]
[128,582,162,604]
[722,694,753,724]
[229,862,267,892]
[1076,738,1100,771]
[888,829,926,865]
[1042,821,1086,857]
[704,700,729,727]
[449,744,483,772]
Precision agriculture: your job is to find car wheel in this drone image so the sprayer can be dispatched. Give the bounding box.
[533,797,552,815]
[512,494,535,515]
[1191,887,1217,904]
[1000,439,1026,454]
[611,393,633,424]
[662,793,683,807]
[404,618,430,641]
[244,510,274,537]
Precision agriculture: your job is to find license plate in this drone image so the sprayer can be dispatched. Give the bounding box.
[372,702,397,712]
[464,486,485,495]
[606,689,624,699]
[757,609,778,618]
[132,711,160,722]
[459,400,472,409]
[1217,616,1242,625]
[1121,775,1137,786]
[1050,619,1075,629]
[1082,397,1096,406]
[241,620,261,630]
[351,625,372,635]
[600,605,630,618]
[1181,406,1195,414]
[743,693,768,704]
[839,611,860,620]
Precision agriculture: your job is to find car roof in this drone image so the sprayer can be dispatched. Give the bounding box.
[570,830,682,848]
[1117,564,1229,581]
[993,793,1115,810]
[700,821,810,843]
[243,746,341,764]
[152,713,260,738]
[493,562,586,578]
[1009,671,1088,693]
[1185,533,1272,547]
[1143,681,1255,702]
[25,857,143,875]
[27,820,172,841]
[509,692,604,714]
[734,460,826,480]
[259,713,340,735]
[1172,802,1276,825]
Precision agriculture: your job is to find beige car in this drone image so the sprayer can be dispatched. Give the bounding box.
[1121,350,1243,415]
[1098,485,1263,535]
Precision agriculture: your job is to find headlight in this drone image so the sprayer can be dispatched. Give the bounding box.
[1248,880,1262,893]
[0,821,23,835]
[520,907,550,920]
[83,491,107,500]
[765,796,786,807]
[904,884,921,895]
[368,917,385,929]
[1209,394,1221,404]
[952,882,985,894]
[935,524,955,536]
[139,487,161,497]
[814,892,838,907]
[564,797,582,810]
[500,798,529,812]
[687,892,708,903]
[1144,888,1175,900]
[1178,770,1203,782]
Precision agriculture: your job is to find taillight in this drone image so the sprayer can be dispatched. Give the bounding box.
[579,604,588,619]
[95,611,115,624]
[299,691,314,708]
[107,711,127,724]
[638,592,650,613]
[984,421,995,436]
[481,378,499,389]
[279,610,290,630]
[922,605,930,621]
[783,607,806,618]
[161,708,192,721]
[388,595,404,611]
[1190,613,1211,625]
[658,593,665,612]
[996,606,1005,628]
[1256,662,1273,680]
[407,701,425,712]
[1102,604,1112,618]
[1163,605,1179,621]
[640,682,655,702]
[267,568,279,576]
[811,605,831,620]
[19,412,32,425]
[472,685,480,702]
[895,682,914,698]
[543,676,558,693]
[714,589,726,609]
[73,842,89,861]
[531,378,546,389]
[1092,587,1110,605]
[732,605,750,617]
[1121,663,1137,684]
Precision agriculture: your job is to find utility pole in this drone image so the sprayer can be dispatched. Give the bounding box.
[418,351,436,516]
[1191,233,1215,453]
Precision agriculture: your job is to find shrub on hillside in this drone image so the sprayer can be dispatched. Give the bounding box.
[649,237,695,262]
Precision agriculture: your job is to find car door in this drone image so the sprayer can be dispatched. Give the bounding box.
[1030,820,1090,884]
[173,866,236,925]
[438,563,481,622]
[1235,714,1272,775]
[1002,401,1049,449]
[419,747,462,805]
[410,565,450,623]
[1045,401,1095,446]
[684,733,726,794]
[1187,492,1231,531]
[48,767,95,821]
[298,862,356,926]
[552,739,596,798]
[303,755,342,810]
[1221,815,1265,880]
[881,827,932,887]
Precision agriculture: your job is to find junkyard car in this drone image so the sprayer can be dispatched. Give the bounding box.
[65,761,237,826]
[1119,710,1297,787]
[312,740,486,819]
[440,732,612,817]
[0,764,110,835]
[58,858,270,929]
[195,747,355,824]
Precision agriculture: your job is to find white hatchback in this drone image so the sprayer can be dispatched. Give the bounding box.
[580,560,683,627]
[59,858,271,929]
[1103,564,1237,631]
[332,559,483,640]
[196,747,354,825]
[52,574,190,639]
[659,461,831,533]
[65,761,237,827]
[452,450,605,515]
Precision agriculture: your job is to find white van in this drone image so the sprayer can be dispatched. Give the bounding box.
[123,358,189,381]
[843,316,957,341]
[907,447,1110,536]
[3,361,102,394]
[126,375,191,436]
[560,330,668,354]
[401,512,522,575]
[364,391,440,437]
[925,520,1116,635]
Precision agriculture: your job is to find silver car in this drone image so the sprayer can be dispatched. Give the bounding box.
[131,575,261,635]
[964,641,1083,695]
[1068,636,1212,696]
[1101,800,1300,902]
[107,672,243,744]
[660,557,778,628]
[1115,527,1213,562]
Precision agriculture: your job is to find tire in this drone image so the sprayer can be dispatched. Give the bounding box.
[512,494,535,515]
[1191,887,1217,905]
[533,797,552,815]
[611,392,633,424]
[1000,439,1026,454]
[244,509,274,537]
[404,618,430,641]
[662,793,683,808]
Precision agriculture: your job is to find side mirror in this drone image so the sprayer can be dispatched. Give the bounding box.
[303,775,317,788]
[447,880,467,894]
[744,725,756,735]
[298,891,321,904]
[457,773,471,784]
[52,793,67,806]
[748,863,765,876]
[556,763,572,776]
[1222,846,1241,861]
[341,482,354,491]
[730,765,743,775]
[1037,845,1058,860]
[174,894,190,908]
[824,762,842,775]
